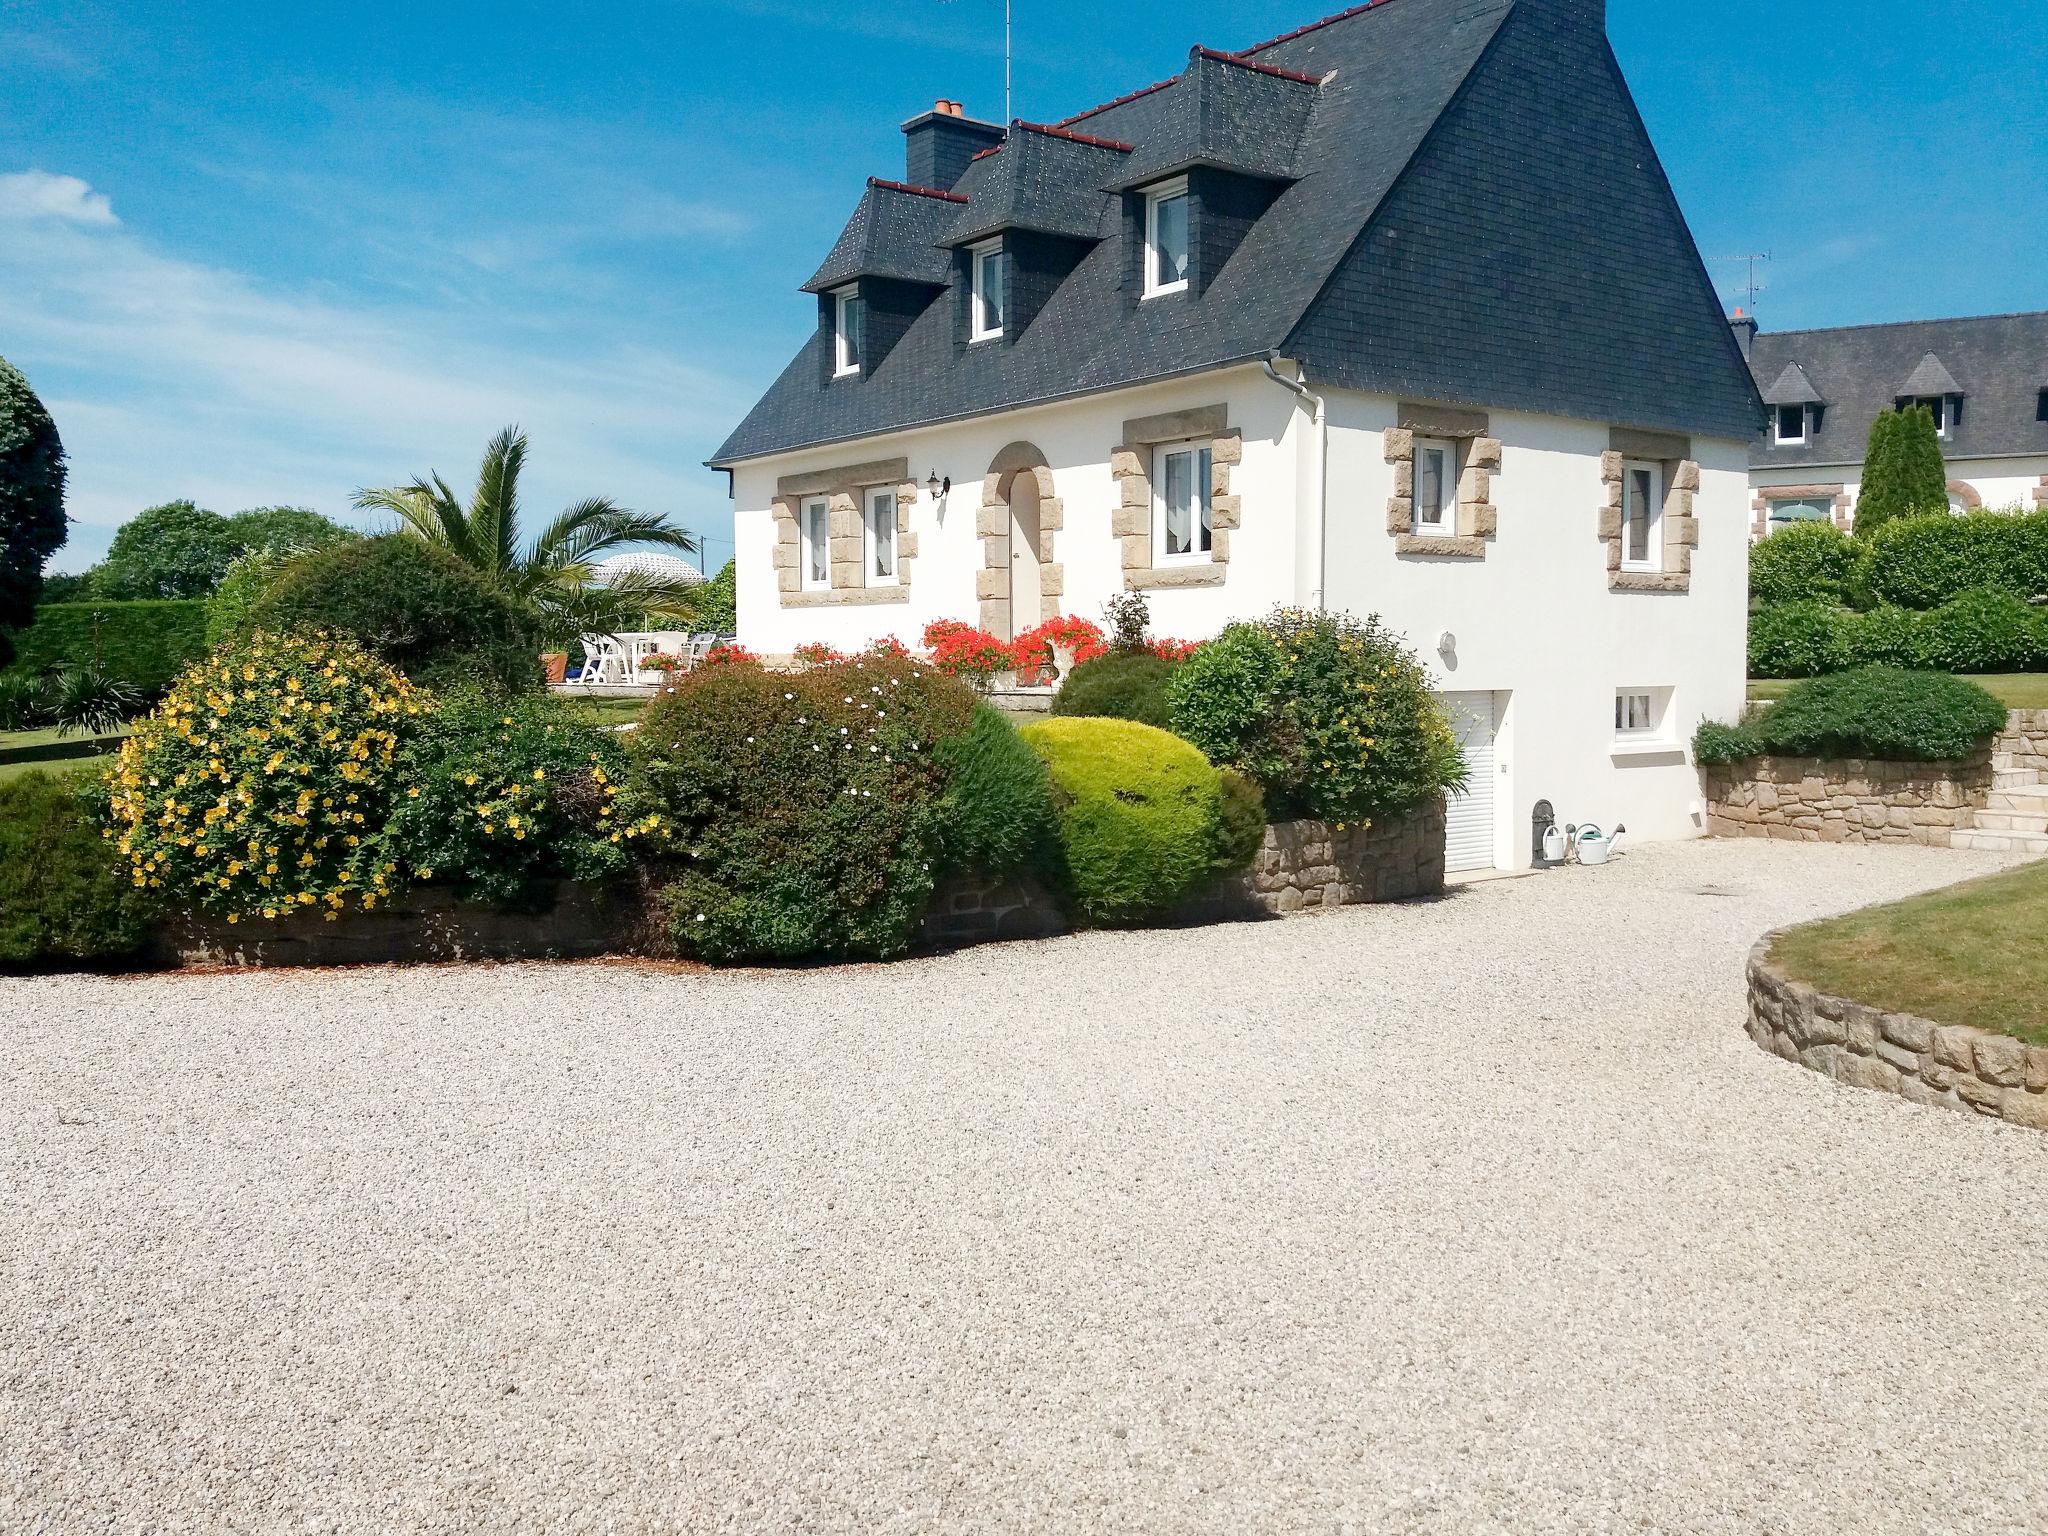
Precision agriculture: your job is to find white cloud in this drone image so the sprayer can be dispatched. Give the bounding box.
[0,205,748,571]
[0,170,119,226]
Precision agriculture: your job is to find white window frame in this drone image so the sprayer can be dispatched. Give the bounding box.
[1411,437,1459,538]
[862,485,898,587]
[1773,403,1806,446]
[1614,688,1660,738]
[1905,396,1953,439]
[800,496,831,592]
[1152,439,1212,564]
[1143,178,1190,299]
[970,240,1005,343]
[1620,459,1664,573]
[832,287,863,377]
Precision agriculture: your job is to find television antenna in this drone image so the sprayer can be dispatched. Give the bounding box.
[1719,251,1771,313]
[937,0,1013,123]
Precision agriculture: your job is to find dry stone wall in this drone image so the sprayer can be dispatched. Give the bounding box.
[1747,941,2048,1131]
[1705,755,1989,846]
[1993,709,2048,788]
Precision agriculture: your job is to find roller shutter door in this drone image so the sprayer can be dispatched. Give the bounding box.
[1441,692,1498,874]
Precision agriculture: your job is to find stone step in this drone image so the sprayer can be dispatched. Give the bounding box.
[1995,772,2048,791]
[1973,810,2048,835]
[1951,828,2048,855]
[1989,788,2048,815]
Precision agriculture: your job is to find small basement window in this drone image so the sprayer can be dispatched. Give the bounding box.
[1614,688,1668,741]
[1154,440,1212,562]
[800,496,831,591]
[863,486,897,586]
[971,242,1005,342]
[1412,437,1458,537]
[833,288,864,377]
[1620,459,1663,572]
[1144,179,1190,298]
[1774,404,1806,446]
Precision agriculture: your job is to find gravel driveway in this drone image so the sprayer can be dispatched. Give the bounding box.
[6,839,2048,1534]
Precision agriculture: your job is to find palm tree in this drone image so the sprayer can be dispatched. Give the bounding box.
[352,425,703,639]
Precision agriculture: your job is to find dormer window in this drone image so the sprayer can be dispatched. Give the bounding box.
[1143,179,1190,298]
[970,241,1005,342]
[1901,396,1954,438]
[1774,404,1806,446]
[833,287,865,377]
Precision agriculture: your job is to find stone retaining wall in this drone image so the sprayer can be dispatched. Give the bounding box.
[1746,941,2048,1130]
[1993,709,2048,788]
[921,805,1446,947]
[1705,754,1989,846]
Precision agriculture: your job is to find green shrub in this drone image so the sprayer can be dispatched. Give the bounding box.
[1692,718,1765,766]
[1213,767,1268,874]
[684,559,736,633]
[1749,521,1856,606]
[1019,716,1252,924]
[1165,607,1464,822]
[104,631,427,919]
[934,703,1059,879]
[0,354,70,670]
[1912,588,2045,674]
[378,689,649,910]
[632,651,979,961]
[1860,510,2048,610]
[1837,604,1922,668]
[0,770,156,968]
[206,548,297,647]
[1051,651,1178,728]
[1747,600,1849,679]
[2,599,211,700]
[246,535,542,693]
[1754,667,2007,762]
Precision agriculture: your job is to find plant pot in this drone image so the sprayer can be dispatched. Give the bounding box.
[541,651,568,685]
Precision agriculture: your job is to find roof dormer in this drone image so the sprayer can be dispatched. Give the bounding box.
[1896,352,1964,439]
[804,178,964,382]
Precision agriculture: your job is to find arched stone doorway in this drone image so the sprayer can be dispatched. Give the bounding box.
[977,442,1064,641]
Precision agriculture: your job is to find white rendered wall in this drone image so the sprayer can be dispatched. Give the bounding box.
[1751,454,2048,531]
[731,364,1308,656]
[1322,394,1751,866]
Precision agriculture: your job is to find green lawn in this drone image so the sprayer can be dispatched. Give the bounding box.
[1750,674,2048,709]
[0,754,108,785]
[1770,861,2048,1047]
[563,696,649,726]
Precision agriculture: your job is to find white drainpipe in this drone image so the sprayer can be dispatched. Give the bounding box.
[1261,352,1327,610]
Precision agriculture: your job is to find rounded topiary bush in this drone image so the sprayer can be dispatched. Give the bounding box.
[1164,607,1463,823]
[1,770,156,968]
[1749,521,1856,607]
[1754,667,2007,763]
[1911,588,2045,674]
[1747,600,1849,679]
[1018,716,1259,924]
[1051,652,1178,728]
[631,651,981,961]
[245,535,541,694]
[104,631,427,920]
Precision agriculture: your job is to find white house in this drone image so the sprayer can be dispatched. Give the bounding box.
[708,0,1763,874]
[1741,309,2048,537]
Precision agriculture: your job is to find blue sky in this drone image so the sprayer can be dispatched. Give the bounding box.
[4,0,2044,572]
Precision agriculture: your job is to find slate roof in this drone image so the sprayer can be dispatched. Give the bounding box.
[803,180,962,294]
[714,0,1760,467]
[1749,312,2048,468]
[941,125,1131,247]
[1761,362,1823,407]
[1109,49,1322,188]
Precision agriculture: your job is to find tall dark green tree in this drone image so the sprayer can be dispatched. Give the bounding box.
[1854,405,1950,537]
[0,355,70,668]
[89,500,243,599]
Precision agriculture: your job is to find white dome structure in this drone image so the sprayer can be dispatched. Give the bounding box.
[591,551,705,587]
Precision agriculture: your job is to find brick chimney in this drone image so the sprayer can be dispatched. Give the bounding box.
[902,102,1004,192]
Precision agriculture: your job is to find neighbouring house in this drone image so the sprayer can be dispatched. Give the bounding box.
[1738,309,2048,538]
[708,0,1761,873]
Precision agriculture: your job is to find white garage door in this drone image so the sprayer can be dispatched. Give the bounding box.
[1441,691,1498,874]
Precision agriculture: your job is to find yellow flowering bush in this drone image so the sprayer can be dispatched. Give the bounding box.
[105,631,425,921]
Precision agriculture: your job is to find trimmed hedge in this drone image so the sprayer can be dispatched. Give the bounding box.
[1051,651,1177,728]
[1860,509,2048,611]
[1747,600,1847,679]
[1696,667,2007,765]
[246,536,542,694]
[934,703,1060,879]
[1750,591,2048,678]
[0,769,156,968]
[3,599,211,698]
[1749,521,1856,607]
[1019,716,1258,924]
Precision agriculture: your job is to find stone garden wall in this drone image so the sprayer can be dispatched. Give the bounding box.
[1747,941,2048,1131]
[1705,754,1990,846]
[921,804,1447,948]
[1993,709,2048,788]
